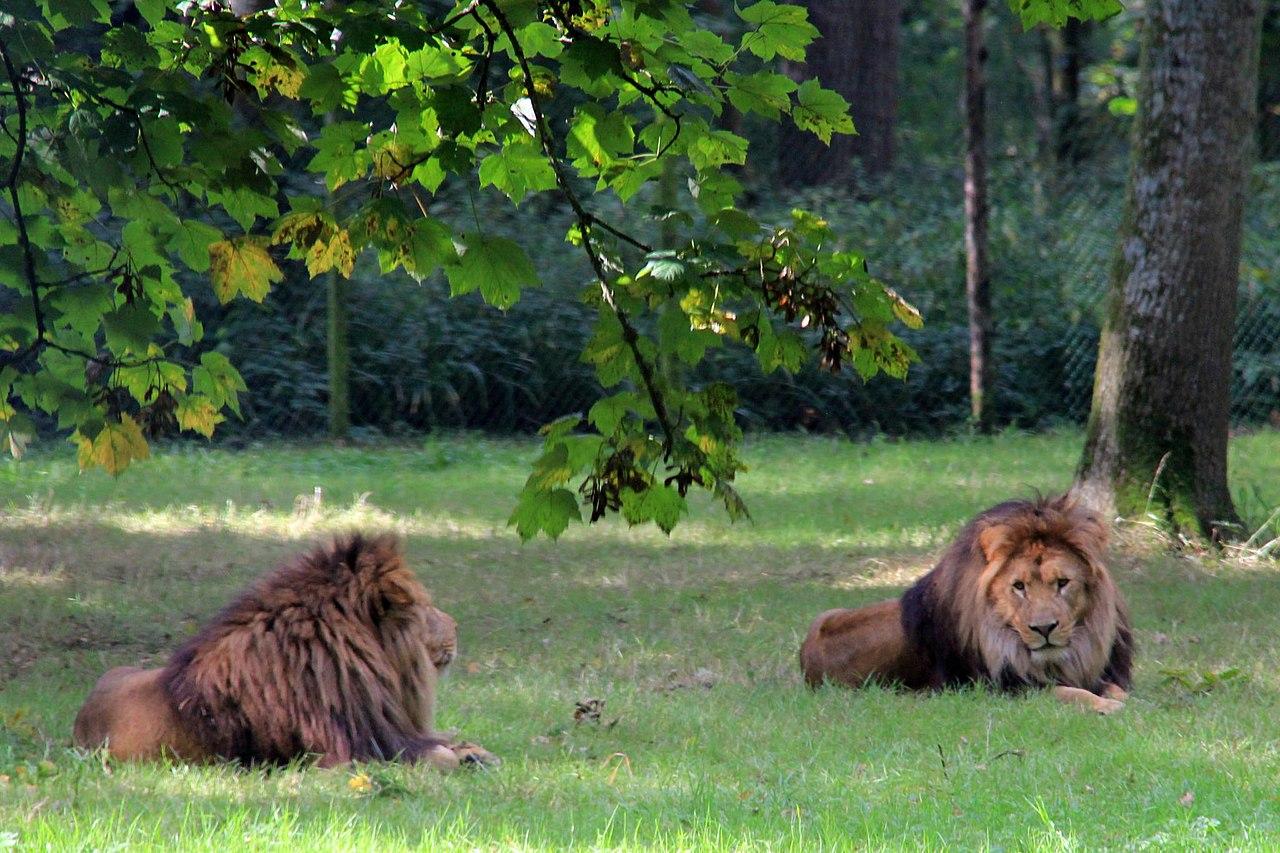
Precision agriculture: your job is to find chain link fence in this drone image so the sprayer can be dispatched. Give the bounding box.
[210,166,1280,440]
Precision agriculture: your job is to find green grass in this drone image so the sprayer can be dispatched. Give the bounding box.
[2,430,1280,850]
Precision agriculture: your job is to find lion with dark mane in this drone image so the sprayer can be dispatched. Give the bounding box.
[73,534,497,769]
[800,495,1133,714]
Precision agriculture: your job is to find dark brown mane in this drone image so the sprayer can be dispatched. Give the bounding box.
[899,495,1133,693]
[162,533,450,766]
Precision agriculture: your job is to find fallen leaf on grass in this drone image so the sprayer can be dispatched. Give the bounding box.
[1179,790,1195,807]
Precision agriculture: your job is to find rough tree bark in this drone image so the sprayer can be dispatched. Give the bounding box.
[964,0,993,431]
[778,0,900,185]
[1074,0,1264,540]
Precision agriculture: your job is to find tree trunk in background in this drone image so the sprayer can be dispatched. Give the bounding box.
[1047,18,1087,162]
[1259,4,1280,161]
[963,0,993,432]
[1074,0,1263,540]
[778,0,900,186]
[327,271,351,440]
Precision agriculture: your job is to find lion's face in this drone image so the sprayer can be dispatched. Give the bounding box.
[422,605,458,671]
[987,544,1091,656]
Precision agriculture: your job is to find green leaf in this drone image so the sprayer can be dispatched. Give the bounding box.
[406,44,468,79]
[737,1,819,61]
[588,391,641,435]
[516,22,564,58]
[509,487,582,540]
[445,234,538,309]
[478,142,557,202]
[169,220,223,273]
[725,71,797,119]
[527,443,574,490]
[300,63,347,113]
[206,186,279,231]
[134,0,166,26]
[687,130,749,171]
[308,121,371,190]
[581,312,633,388]
[209,238,283,303]
[42,0,110,29]
[1008,0,1124,28]
[101,307,160,356]
[406,218,457,278]
[620,485,687,534]
[360,41,409,94]
[791,79,855,144]
[660,301,720,365]
[193,352,247,417]
[637,251,685,283]
[567,104,635,172]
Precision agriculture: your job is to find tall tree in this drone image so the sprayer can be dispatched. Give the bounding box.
[778,0,901,185]
[1046,18,1088,162]
[1074,0,1264,540]
[964,0,993,431]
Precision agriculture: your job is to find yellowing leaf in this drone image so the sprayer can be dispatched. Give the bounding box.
[272,210,329,249]
[372,143,416,180]
[887,288,923,329]
[85,416,150,475]
[209,239,283,303]
[176,395,224,438]
[305,228,356,278]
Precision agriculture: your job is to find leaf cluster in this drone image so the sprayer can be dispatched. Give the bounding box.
[0,0,1115,526]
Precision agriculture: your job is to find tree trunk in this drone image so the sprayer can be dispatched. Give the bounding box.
[1074,0,1263,540]
[327,270,351,440]
[1260,4,1280,161]
[964,0,993,431]
[1047,18,1087,162]
[778,0,900,185]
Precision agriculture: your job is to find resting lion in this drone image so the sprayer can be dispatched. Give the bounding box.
[800,496,1133,714]
[73,534,498,769]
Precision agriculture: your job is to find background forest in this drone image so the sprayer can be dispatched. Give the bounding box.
[181,0,1280,440]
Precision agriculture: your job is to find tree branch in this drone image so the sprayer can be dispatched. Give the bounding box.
[480,0,678,451]
[0,38,46,349]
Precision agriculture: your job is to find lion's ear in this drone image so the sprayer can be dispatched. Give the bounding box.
[1060,506,1109,574]
[976,523,1016,566]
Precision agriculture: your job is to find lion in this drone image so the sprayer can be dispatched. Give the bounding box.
[800,496,1133,714]
[73,534,498,769]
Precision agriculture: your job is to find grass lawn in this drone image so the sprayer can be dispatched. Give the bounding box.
[2,430,1280,849]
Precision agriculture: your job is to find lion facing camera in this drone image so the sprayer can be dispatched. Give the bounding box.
[73,534,498,769]
[800,495,1133,714]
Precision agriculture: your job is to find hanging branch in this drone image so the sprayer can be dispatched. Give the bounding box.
[480,0,679,452]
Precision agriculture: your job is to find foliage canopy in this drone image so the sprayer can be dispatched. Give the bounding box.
[0,0,1115,536]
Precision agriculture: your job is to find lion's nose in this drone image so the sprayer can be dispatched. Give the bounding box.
[1030,621,1059,640]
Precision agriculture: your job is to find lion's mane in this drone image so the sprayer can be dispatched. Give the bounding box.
[899,496,1133,693]
[75,534,466,767]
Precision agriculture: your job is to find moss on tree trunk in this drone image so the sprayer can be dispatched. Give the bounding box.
[1074,0,1264,541]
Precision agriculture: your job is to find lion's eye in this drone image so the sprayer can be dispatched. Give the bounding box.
[1012,580,1026,592]
[1057,578,1070,590]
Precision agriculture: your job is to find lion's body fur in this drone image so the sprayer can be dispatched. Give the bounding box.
[800,496,1133,705]
[74,534,490,768]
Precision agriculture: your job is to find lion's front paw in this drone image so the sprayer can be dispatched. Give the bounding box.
[1093,696,1125,715]
[452,741,501,768]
